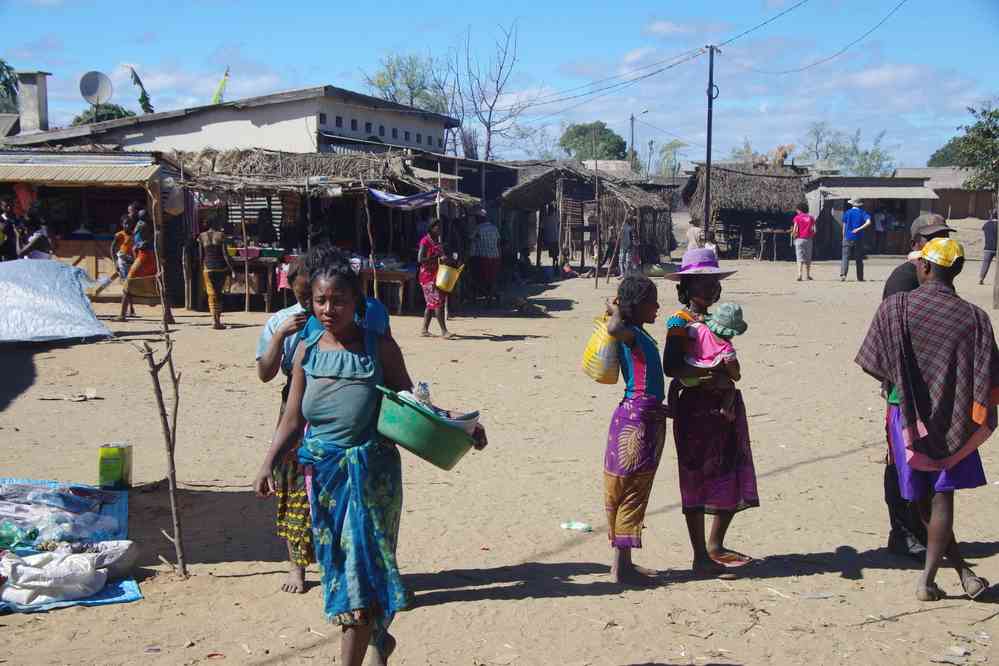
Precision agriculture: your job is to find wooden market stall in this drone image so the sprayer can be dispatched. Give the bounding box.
[0,149,186,299]
[172,147,479,313]
[500,160,675,273]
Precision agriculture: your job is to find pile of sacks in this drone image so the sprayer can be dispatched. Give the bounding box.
[0,540,138,607]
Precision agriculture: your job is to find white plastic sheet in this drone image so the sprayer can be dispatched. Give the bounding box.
[0,259,112,343]
[0,550,108,607]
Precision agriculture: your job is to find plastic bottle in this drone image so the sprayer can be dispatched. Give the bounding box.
[414,382,432,406]
[560,521,593,533]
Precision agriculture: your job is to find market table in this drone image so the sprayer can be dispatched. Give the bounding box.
[229,255,278,312]
[361,268,417,314]
[756,229,792,262]
[52,238,115,281]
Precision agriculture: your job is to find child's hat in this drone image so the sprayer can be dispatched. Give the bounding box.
[706,302,748,338]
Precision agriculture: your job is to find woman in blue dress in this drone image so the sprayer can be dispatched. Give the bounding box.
[254,248,428,666]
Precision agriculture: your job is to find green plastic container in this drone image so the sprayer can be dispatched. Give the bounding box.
[376,386,474,470]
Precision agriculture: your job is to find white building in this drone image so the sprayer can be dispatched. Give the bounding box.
[4,72,458,154]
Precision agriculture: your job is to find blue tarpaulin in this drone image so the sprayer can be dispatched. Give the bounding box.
[0,260,111,343]
[368,187,440,211]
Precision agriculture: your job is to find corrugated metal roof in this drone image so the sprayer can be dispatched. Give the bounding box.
[820,186,938,200]
[894,167,973,190]
[409,166,461,181]
[0,163,160,185]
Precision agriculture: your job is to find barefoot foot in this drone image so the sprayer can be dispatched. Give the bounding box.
[614,563,661,586]
[280,565,306,594]
[916,581,945,601]
[370,632,396,666]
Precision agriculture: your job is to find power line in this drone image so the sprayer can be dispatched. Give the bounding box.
[729,0,910,75]
[719,0,812,46]
[635,118,705,149]
[519,47,707,107]
[526,49,707,122]
[471,0,810,120]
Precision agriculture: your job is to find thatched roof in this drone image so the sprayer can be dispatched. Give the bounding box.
[501,160,669,213]
[170,147,479,205]
[683,163,807,224]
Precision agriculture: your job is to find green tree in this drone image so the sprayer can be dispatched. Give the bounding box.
[927,136,967,167]
[658,139,687,177]
[798,121,845,162]
[953,100,999,214]
[0,58,18,114]
[71,104,136,126]
[363,54,444,112]
[836,129,895,177]
[558,121,626,161]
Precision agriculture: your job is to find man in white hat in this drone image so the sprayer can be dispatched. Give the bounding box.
[841,199,872,281]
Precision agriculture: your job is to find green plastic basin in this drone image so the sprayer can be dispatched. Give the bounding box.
[376,386,474,470]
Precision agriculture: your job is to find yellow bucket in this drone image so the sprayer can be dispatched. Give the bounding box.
[435,264,464,293]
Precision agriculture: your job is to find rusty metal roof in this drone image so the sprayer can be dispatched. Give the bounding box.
[0,162,160,185]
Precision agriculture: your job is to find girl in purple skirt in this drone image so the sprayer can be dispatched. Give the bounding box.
[604,275,668,585]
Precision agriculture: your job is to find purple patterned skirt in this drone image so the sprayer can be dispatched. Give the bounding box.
[604,395,668,549]
[670,381,759,515]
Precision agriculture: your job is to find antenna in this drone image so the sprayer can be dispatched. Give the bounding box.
[79,71,113,122]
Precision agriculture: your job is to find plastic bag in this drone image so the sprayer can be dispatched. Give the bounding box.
[0,549,108,607]
[581,315,620,384]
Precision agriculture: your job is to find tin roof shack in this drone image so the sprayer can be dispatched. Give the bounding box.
[805,175,938,257]
[0,149,186,301]
[501,161,674,272]
[894,167,992,220]
[683,163,808,259]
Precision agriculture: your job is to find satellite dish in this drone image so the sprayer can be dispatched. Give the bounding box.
[79,71,113,106]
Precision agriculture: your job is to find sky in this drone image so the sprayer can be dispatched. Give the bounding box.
[1,0,997,168]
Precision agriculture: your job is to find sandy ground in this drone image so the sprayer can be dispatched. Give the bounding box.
[4,251,999,666]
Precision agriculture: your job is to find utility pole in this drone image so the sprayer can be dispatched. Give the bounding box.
[703,44,720,235]
[630,113,636,172]
[592,125,600,289]
[647,139,655,182]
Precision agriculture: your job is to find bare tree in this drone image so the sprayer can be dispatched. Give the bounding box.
[464,22,529,161]
[461,126,480,160]
[429,50,466,156]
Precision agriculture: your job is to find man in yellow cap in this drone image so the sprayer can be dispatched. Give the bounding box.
[857,237,999,602]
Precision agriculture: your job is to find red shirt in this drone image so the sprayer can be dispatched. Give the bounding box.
[418,234,443,285]
[793,213,815,239]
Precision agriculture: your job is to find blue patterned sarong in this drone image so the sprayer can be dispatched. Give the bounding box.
[297,323,407,646]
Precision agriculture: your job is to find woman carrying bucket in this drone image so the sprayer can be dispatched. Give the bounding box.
[254,247,485,666]
[417,219,455,339]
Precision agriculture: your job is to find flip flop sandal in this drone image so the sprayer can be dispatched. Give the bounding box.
[963,575,990,600]
[710,551,754,568]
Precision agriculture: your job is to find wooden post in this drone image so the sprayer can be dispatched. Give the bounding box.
[592,147,601,289]
[141,178,188,578]
[240,198,249,312]
[354,195,363,251]
[388,209,394,255]
[361,182,378,293]
[305,180,313,250]
[534,210,542,268]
